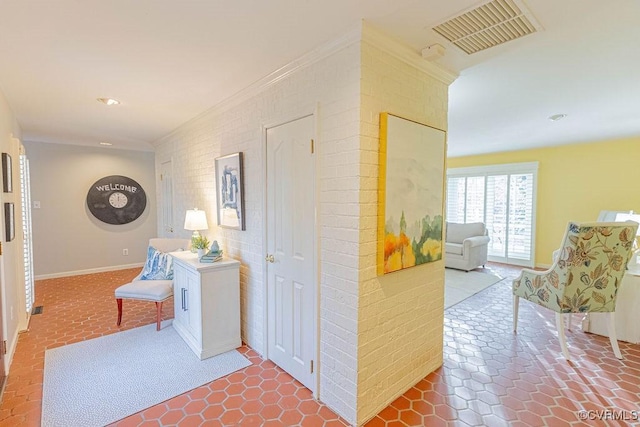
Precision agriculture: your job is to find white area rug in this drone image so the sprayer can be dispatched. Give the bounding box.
[42,322,251,427]
[445,268,503,309]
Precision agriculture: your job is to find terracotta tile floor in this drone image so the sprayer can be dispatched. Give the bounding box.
[1,263,640,426]
[366,263,640,427]
[0,269,348,427]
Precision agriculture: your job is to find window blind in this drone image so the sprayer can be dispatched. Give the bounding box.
[446,177,466,223]
[447,162,538,267]
[465,176,485,223]
[20,155,35,313]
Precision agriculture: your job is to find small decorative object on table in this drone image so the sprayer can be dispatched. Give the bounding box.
[192,235,210,258]
[200,240,223,263]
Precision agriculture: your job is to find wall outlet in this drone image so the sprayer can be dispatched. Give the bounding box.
[122,249,129,256]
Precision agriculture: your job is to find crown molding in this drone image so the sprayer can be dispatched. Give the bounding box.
[361,22,458,86]
[154,21,458,146]
[154,26,362,144]
[221,25,362,110]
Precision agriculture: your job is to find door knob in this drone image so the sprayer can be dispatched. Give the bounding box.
[265,254,275,263]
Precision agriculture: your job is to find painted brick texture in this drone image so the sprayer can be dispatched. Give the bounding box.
[153,42,362,424]
[152,24,452,426]
[356,38,449,424]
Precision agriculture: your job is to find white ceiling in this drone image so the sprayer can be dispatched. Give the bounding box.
[0,0,638,156]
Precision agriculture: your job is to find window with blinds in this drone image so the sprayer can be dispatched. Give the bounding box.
[447,162,538,267]
[20,155,35,313]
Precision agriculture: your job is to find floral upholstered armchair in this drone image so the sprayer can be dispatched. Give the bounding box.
[513,221,638,360]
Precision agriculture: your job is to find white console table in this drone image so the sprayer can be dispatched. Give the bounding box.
[171,252,241,359]
[582,264,640,344]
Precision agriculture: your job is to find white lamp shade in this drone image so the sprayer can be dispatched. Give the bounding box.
[184,209,208,231]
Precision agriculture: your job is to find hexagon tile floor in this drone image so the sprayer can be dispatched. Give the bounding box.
[1,263,639,426]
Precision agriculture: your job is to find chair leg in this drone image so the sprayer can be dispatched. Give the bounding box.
[156,302,163,331]
[513,295,519,332]
[567,313,573,331]
[116,298,123,326]
[606,312,623,360]
[555,313,571,361]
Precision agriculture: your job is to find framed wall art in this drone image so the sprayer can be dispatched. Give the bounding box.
[377,113,446,275]
[4,202,14,242]
[2,153,12,193]
[86,175,147,225]
[215,152,245,230]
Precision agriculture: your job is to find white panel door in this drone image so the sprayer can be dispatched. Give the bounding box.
[160,160,174,236]
[266,115,316,391]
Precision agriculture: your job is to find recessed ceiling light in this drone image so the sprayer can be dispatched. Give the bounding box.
[548,114,567,122]
[99,142,113,146]
[97,97,120,106]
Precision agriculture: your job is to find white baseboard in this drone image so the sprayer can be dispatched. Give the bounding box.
[4,327,19,375]
[535,263,552,269]
[35,263,144,281]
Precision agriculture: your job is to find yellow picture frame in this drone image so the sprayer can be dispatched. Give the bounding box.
[377,113,447,275]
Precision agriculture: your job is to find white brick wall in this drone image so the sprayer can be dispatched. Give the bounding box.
[356,27,452,424]
[152,23,454,426]
[153,40,362,424]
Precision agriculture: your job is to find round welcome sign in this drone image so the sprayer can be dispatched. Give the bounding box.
[86,175,147,224]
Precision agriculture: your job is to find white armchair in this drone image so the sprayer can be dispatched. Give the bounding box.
[445,222,490,271]
[115,238,190,331]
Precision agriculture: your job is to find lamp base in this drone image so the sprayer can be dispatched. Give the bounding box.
[190,230,201,253]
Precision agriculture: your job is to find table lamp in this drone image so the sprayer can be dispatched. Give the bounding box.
[184,208,208,250]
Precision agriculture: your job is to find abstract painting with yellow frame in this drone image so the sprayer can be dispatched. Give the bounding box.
[378,113,446,275]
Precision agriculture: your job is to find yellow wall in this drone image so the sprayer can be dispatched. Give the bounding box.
[448,137,640,266]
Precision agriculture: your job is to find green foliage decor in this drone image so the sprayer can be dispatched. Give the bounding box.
[191,235,210,250]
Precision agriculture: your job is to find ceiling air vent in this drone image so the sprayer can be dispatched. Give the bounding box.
[432,0,541,54]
